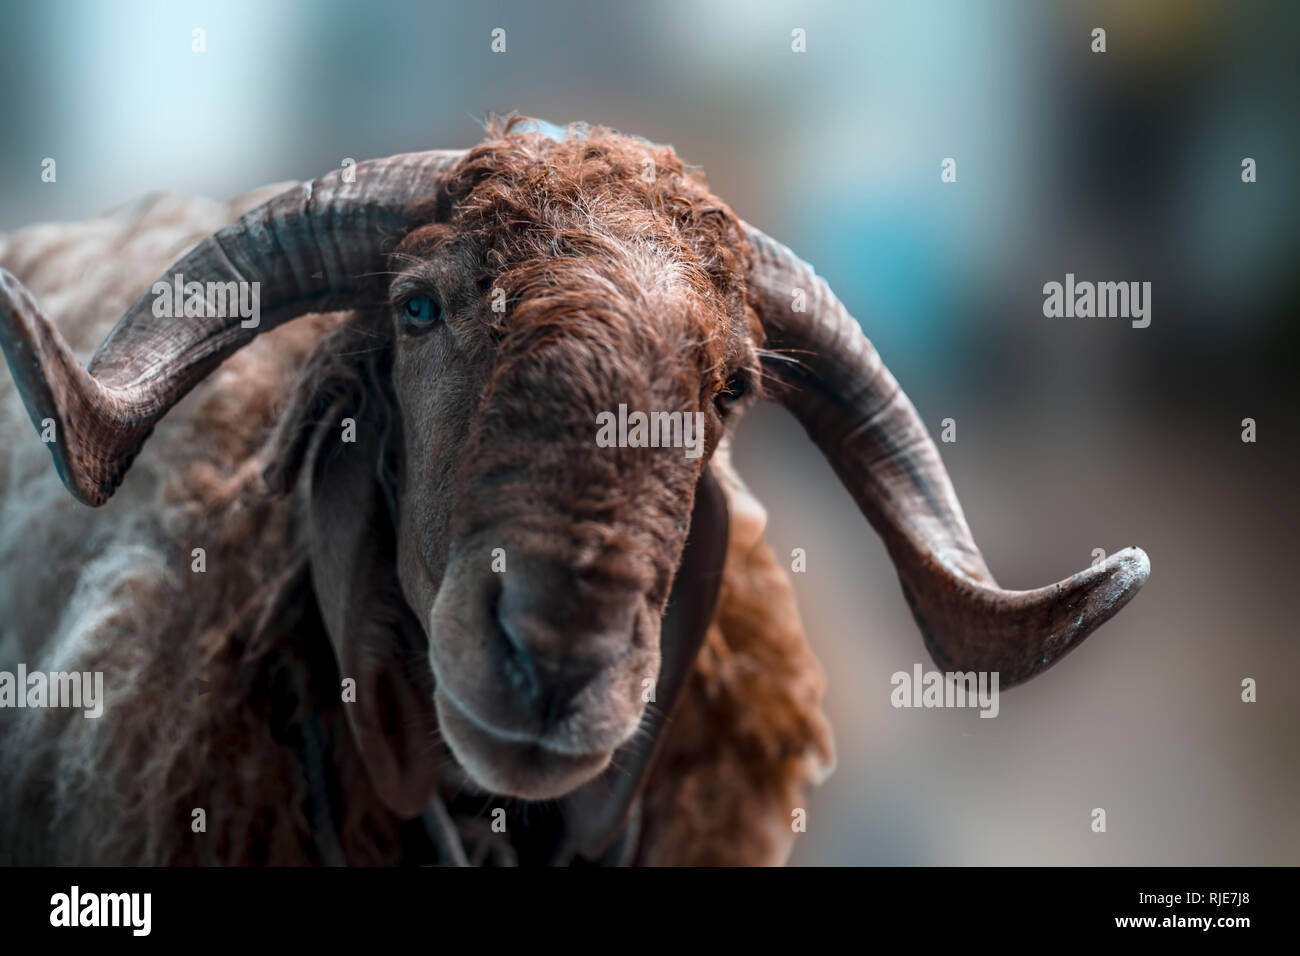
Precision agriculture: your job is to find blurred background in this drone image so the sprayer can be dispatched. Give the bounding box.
[0,0,1295,864]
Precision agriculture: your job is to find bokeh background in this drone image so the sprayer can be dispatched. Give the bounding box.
[0,0,1295,864]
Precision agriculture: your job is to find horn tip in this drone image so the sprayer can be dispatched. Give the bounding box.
[1056,546,1149,649]
[1038,546,1149,677]
[1100,546,1151,603]
[0,269,120,508]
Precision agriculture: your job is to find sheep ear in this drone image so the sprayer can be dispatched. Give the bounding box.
[298,393,441,819]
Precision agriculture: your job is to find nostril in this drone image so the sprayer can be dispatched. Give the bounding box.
[492,555,634,731]
[494,586,607,730]
[495,593,540,706]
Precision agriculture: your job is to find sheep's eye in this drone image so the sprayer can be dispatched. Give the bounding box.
[401,296,442,328]
[716,371,751,410]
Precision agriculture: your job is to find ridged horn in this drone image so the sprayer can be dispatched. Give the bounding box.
[0,150,464,505]
[743,222,1149,686]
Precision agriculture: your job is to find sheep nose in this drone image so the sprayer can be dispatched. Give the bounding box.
[496,623,602,730]
[493,557,635,729]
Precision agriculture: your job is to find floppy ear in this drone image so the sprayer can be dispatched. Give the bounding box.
[276,345,441,820]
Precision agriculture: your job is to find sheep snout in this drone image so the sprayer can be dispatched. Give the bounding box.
[425,550,659,798]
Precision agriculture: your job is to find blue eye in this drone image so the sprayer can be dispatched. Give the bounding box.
[402,296,441,327]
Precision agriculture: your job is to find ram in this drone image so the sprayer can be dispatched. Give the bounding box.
[0,118,1149,865]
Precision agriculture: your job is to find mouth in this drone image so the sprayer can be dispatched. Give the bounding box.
[434,687,615,800]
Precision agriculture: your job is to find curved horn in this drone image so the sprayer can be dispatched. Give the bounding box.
[0,150,464,506]
[743,223,1149,686]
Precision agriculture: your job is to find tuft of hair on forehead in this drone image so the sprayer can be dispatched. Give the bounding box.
[451,115,747,282]
[434,117,757,386]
